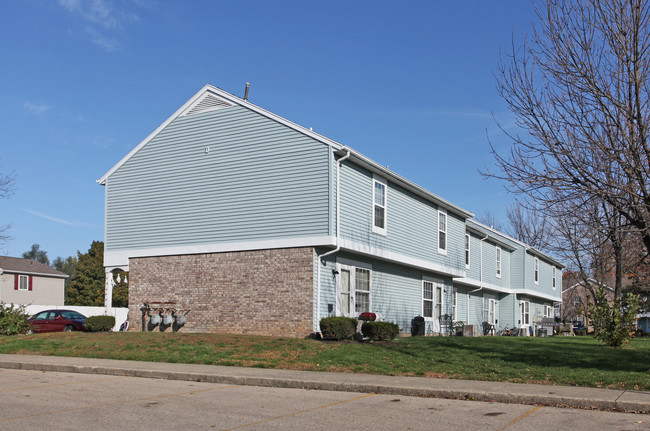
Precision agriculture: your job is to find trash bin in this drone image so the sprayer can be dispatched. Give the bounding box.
[411,316,425,336]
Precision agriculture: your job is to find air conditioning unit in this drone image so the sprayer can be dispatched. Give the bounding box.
[463,324,478,337]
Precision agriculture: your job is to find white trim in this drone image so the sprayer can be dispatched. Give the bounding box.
[336,262,372,317]
[371,175,387,236]
[534,257,539,285]
[338,238,465,278]
[465,234,470,269]
[104,236,337,267]
[438,210,447,255]
[454,277,562,302]
[495,246,502,278]
[1,270,68,279]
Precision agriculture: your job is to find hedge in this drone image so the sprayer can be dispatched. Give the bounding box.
[361,321,400,341]
[85,315,116,332]
[320,316,357,340]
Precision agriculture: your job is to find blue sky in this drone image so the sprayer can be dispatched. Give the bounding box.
[0,0,536,261]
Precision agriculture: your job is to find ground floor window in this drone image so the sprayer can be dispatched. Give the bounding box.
[543,305,552,318]
[422,281,434,318]
[452,289,458,321]
[519,300,530,326]
[337,263,372,316]
[483,297,497,325]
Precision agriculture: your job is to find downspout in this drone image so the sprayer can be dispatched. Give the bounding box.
[467,234,489,324]
[316,149,351,332]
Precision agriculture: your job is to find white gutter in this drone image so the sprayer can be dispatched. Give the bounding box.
[315,150,351,332]
[467,234,489,324]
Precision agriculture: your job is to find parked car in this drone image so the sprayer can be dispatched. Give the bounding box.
[28,309,87,333]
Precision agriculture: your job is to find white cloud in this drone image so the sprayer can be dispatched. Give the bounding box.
[58,0,140,52]
[22,209,98,228]
[23,102,53,115]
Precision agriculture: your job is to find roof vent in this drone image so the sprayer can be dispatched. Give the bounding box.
[182,93,233,117]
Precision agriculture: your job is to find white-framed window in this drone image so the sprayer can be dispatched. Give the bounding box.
[465,234,470,268]
[372,176,387,236]
[483,296,497,325]
[337,263,372,316]
[519,300,530,326]
[422,281,434,319]
[452,289,458,321]
[18,275,29,291]
[436,284,442,319]
[543,305,552,318]
[438,210,447,255]
[496,246,502,278]
[534,257,539,284]
[552,267,556,290]
[355,268,371,313]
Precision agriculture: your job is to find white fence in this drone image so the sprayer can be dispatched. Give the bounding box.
[25,305,129,332]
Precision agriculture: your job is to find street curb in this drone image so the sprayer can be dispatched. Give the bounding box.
[1,356,648,414]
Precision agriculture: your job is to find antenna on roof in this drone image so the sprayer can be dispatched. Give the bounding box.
[244,82,250,101]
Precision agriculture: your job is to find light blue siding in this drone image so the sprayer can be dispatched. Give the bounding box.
[106,106,331,251]
[338,161,466,275]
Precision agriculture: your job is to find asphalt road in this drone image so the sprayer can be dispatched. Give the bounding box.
[0,369,648,430]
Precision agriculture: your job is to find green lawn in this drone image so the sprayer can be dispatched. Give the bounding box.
[0,332,648,391]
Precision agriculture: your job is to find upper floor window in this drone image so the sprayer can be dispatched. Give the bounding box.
[552,267,557,290]
[465,234,470,268]
[534,257,539,284]
[372,177,387,236]
[438,210,447,255]
[496,246,502,278]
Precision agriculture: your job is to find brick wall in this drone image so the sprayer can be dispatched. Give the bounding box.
[128,247,314,337]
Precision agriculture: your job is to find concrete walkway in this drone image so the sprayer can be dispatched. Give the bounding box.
[0,354,648,413]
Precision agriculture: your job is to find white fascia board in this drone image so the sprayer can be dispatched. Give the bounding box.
[98,84,345,185]
[336,147,473,219]
[104,236,337,267]
[525,247,565,269]
[466,224,518,252]
[338,238,466,278]
[454,277,562,302]
[512,289,563,303]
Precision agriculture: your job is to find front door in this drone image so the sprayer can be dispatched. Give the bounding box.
[340,269,352,315]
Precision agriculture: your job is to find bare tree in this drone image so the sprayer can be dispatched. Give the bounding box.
[505,202,551,248]
[487,0,650,258]
[473,210,505,232]
[0,163,15,243]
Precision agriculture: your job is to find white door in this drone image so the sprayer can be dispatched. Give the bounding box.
[340,269,351,315]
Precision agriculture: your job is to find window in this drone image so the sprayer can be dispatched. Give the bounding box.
[438,210,447,254]
[355,268,371,313]
[552,267,557,290]
[465,234,470,268]
[436,285,442,319]
[422,281,434,318]
[337,264,372,316]
[519,300,530,326]
[496,246,502,278]
[372,177,387,235]
[483,296,497,325]
[543,305,552,318]
[18,275,29,290]
[534,257,539,284]
[452,289,458,321]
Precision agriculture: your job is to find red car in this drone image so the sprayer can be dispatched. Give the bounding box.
[28,309,87,333]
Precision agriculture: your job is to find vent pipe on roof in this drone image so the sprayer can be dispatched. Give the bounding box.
[244,82,250,101]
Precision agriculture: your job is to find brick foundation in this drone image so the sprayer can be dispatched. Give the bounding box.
[128,247,314,337]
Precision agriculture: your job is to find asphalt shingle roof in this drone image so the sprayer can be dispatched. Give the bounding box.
[0,256,68,278]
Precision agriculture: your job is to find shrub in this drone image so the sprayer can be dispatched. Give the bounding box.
[575,329,588,336]
[0,302,30,335]
[590,287,641,347]
[320,316,357,340]
[85,315,116,332]
[361,321,400,341]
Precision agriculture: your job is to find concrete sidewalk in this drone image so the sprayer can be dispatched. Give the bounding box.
[0,353,648,413]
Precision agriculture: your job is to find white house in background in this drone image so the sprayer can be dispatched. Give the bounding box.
[0,256,67,306]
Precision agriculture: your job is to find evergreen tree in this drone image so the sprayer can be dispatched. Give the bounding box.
[66,241,104,306]
[53,255,78,300]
